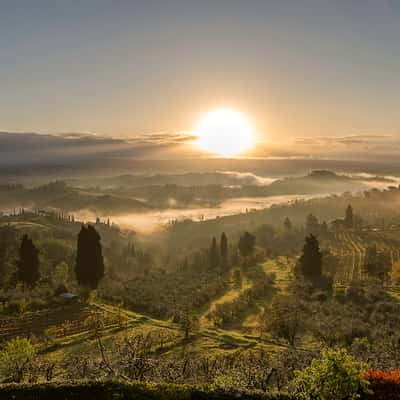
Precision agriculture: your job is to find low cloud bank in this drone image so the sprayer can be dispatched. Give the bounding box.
[218,171,276,186]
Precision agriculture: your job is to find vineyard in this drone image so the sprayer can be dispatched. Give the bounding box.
[0,303,129,344]
[325,228,400,285]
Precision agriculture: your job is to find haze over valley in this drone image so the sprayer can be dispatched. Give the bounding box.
[2,1,400,399]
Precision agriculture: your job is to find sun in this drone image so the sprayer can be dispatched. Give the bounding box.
[193,108,255,157]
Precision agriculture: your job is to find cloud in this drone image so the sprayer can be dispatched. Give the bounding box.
[218,170,276,186]
[287,134,400,162]
[0,131,201,166]
[1,130,399,171]
[294,134,392,146]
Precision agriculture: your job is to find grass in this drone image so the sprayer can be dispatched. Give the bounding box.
[0,256,303,362]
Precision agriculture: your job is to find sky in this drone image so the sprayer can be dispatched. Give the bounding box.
[1,0,400,152]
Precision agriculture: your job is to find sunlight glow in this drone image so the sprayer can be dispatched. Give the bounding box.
[193,108,255,157]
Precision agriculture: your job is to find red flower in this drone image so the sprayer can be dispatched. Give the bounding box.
[362,369,400,385]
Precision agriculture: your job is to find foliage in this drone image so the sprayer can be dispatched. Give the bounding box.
[209,237,219,270]
[283,217,292,233]
[345,204,354,228]
[264,295,304,346]
[52,261,69,289]
[363,245,391,283]
[220,232,228,269]
[297,234,322,283]
[178,308,199,339]
[291,348,369,400]
[363,369,400,384]
[362,369,400,400]
[75,225,105,289]
[0,225,18,286]
[0,381,293,400]
[238,231,256,258]
[391,260,400,285]
[0,337,36,383]
[17,235,40,287]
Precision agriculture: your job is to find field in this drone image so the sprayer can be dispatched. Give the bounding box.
[2,207,400,397]
[1,226,400,362]
[324,228,400,284]
[0,257,297,366]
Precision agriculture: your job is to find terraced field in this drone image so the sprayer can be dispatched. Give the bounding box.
[0,303,124,344]
[325,228,400,284]
[199,268,253,328]
[1,230,398,362]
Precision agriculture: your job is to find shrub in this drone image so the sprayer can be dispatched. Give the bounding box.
[29,297,47,311]
[7,298,29,315]
[0,381,293,400]
[362,369,400,400]
[291,348,369,400]
[0,337,36,383]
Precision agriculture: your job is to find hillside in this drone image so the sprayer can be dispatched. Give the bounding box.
[1,188,400,397]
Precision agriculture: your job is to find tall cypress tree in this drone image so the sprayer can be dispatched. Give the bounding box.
[209,236,219,270]
[220,232,228,269]
[75,225,104,289]
[345,204,354,228]
[17,234,40,287]
[238,231,255,258]
[298,234,322,282]
[283,217,292,233]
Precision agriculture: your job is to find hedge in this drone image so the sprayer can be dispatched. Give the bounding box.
[362,369,400,400]
[0,381,293,400]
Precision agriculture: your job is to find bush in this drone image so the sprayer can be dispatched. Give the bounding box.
[0,337,36,383]
[0,381,293,400]
[7,298,29,315]
[291,348,369,400]
[362,369,400,400]
[28,298,47,311]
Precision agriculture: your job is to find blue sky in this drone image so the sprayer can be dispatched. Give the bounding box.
[1,0,400,144]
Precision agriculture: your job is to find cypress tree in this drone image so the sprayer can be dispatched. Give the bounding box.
[220,232,228,269]
[283,217,292,233]
[209,236,219,270]
[238,231,256,258]
[75,225,104,289]
[345,204,354,228]
[298,234,322,282]
[17,235,40,287]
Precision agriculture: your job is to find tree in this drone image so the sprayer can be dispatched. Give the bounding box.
[283,217,292,233]
[345,204,354,228]
[298,234,322,282]
[391,260,400,285]
[238,231,256,258]
[40,238,73,269]
[322,250,339,278]
[75,225,105,289]
[0,225,18,286]
[220,232,228,269]
[265,295,304,346]
[53,261,69,290]
[305,214,319,235]
[364,245,391,283]
[0,337,36,383]
[209,236,219,270]
[320,221,328,236]
[179,308,199,340]
[17,235,40,288]
[292,349,369,400]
